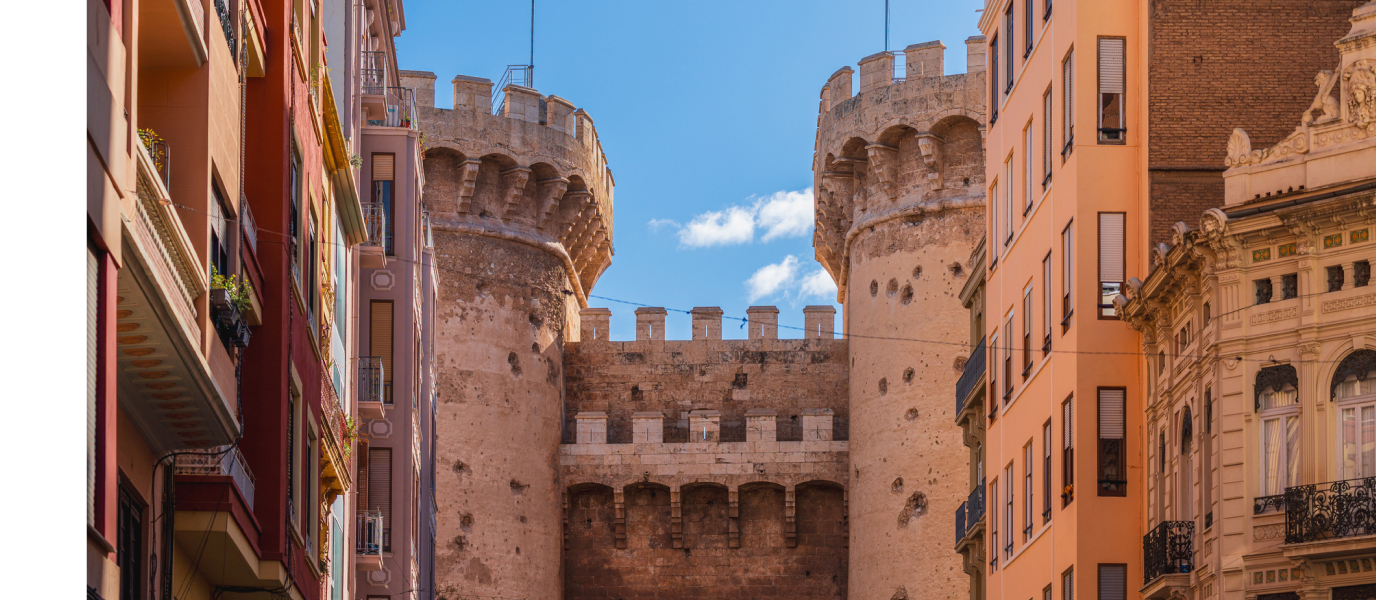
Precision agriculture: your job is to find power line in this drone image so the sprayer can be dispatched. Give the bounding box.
[170,200,1371,366]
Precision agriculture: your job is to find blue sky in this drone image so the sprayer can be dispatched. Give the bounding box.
[397,0,983,340]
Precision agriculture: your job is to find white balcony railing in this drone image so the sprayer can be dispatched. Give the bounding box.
[175,445,257,510]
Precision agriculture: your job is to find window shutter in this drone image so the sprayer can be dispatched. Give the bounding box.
[1064,399,1074,449]
[87,248,99,527]
[368,447,393,535]
[1098,38,1125,95]
[1043,90,1052,178]
[1063,570,1075,600]
[370,301,394,388]
[1099,213,1125,284]
[1064,52,1074,142]
[1099,389,1126,440]
[372,154,395,182]
[1098,565,1126,600]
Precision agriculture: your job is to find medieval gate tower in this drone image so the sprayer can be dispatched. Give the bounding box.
[405,71,614,600]
[812,41,987,599]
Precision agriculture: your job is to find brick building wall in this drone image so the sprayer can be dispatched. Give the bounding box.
[1146,0,1364,247]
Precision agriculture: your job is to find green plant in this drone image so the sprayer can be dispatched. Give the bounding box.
[349,153,362,169]
[341,416,360,459]
[211,265,255,312]
[137,128,168,172]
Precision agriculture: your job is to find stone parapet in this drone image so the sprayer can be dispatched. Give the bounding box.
[559,438,849,489]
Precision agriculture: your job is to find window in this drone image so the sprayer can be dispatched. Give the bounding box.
[1024,0,1034,56]
[1256,278,1274,305]
[1098,388,1127,496]
[1204,386,1214,526]
[1097,37,1126,143]
[1179,407,1194,521]
[1025,123,1035,214]
[991,36,1000,122]
[1023,288,1034,376]
[1098,213,1125,318]
[1043,88,1053,187]
[290,149,301,283]
[1043,420,1053,522]
[1024,442,1034,540]
[1045,0,1053,20]
[117,484,144,600]
[1063,395,1074,505]
[1357,261,1372,287]
[1043,254,1053,352]
[1098,564,1127,600]
[1337,360,1376,480]
[1005,3,1015,94]
[307,421,320,557]
[990,477,1000,569]
[1062,50,1075,159]
[210,184,231,279]
[1281,273,1298,300]
[88,248,100,529]
[1063,567,1075,600]
[991,182,1000,264]
[373,153,396,255]
[990,332,1000,415]
[368,447,393,551]
[1045,585,1054,600]
[370,301,394,404]
[1004,314,1015,400]
[1005,158,1015,244]
[1004,462,1015,558]
[287,392,299,529]
[1156,429,1166,524]
[1328,265,1346,292]
[1062,221,1073,327]
[1157,351,1165,376]
[1202,302,1211,326]
[306,213,318,325]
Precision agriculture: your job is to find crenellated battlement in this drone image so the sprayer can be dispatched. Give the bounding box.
[811,39,988,301]
[576,305,838,343]
[405,70,615,301]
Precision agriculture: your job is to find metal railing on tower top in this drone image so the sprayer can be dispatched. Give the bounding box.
[492,64,533,116]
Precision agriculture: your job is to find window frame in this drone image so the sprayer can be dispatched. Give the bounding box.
[1097,563,1128,600]
[1004,462,1015,558]
[1095,36,1127,144]
[1024,441,1034,540]
[1004,2,1015,94]
[1097,387,1128,497]
[1004,156,1015,246]
[1043,420,1053,522]
[991,35,1001,124]
[1061,220,1074,330]
[1024,120,1035,215]
[1043,87,1053,187]
[1024,0,1034,57]
[1062,394,1075,506]
[1062,48,1075,160]
[1097,212,1126,320]
[1023,286,1034,377]
[1043,252,1053,353]
[1335,383,1376,481]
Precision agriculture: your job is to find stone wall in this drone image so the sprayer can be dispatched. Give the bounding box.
[1145,0,1366,248]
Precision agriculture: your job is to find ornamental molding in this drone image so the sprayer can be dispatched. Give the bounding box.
[1251,307,1298,325]
[1322,292,1376,313]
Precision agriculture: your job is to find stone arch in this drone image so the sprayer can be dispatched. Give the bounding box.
[566,482,616,550]
[420,146,468,214]
[738,481,786,549]
[931,114,987,195]
[623,482,672,549]
[1329,348,1376,401]
[681,482,730,549]
[468,152,519,220]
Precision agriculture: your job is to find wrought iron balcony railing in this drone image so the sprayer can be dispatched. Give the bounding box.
[1254,494,1285,515]
[955,501,967,547]
[361,202,389,252]
[956,337,987,415]
[361,51,387,95]
[175,446,256,510]
[955,478,986,548]
[357,509,385,555]
[1285,477,1376,544]
[359,356,385,405]
[1143,520,1193,584]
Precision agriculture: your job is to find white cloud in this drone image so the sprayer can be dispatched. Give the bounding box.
[799,269,838,299]
[745,256,800,302]
[755,188,815,242]
[647,218,680,232]
[652,187,815,248]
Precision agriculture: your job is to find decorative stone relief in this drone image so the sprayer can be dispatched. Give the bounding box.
[1345,59,1376,134]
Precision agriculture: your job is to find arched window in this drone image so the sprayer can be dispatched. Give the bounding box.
[1333,350,1376,479]
[1256,365,1299,495]
[1179,406,1193,521]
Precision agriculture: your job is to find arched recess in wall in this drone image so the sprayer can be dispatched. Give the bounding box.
[624,482,672,549]
[929,115,986,196]
[795,480,846,549]
[681,482,730,549]
[470,153,518,220]
[566,482,616,550]
[420,146,466,214]
[877,124,923,201]
[738,481,786,550]
[514,161,559,229]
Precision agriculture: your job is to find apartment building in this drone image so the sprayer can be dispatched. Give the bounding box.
[972,2,1363,600]
[1122,6,1376,600]
[956,235,989,600]
[346,3,442,599]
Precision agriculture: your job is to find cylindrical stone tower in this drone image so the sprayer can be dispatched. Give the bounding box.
[812,41,987,600]
[410,73,614,600]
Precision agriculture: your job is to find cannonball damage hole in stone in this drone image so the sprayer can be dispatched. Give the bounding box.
[902,367,914,384]
[900,284,914,305]
[507,352,522,376]
[897,492,928,527]
[912,265,923,279]
[870,280,879,297]
[878,378,888,395]
[886,278,899,297]
[904,408,919,421]
[948,262,964,277]
[460,513,473,531]
[732,373,748,389]
[510,479,529,494]
[631,385,643,402]
[891,477,904,494]
[453,460,470,474]
[953,356,969,372]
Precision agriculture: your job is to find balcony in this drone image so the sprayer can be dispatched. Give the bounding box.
[359,202,388,269]
[956,338,987,416]
[367,87,416,129]
[356,509,385,572]
[1283,477,1376,558]
[1142,521,1193,597]
[175,446,256,510]
[956,479,986,548]
[358,357,387,420]
[361,50,387,95]
[319,371,353,503]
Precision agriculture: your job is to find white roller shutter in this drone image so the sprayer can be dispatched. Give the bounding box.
[372,154,395,182]
[1064,399,1074,450]
[87,248,99,527]
[1099,564,1126,600]
[1099,389,1126,440]
[1099,213,1125,284]
[368,447,393,539]
[1098,38,1125,95]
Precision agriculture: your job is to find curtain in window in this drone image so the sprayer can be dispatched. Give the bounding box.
[1262,417,1283,495]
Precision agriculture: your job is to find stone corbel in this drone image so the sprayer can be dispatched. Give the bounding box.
[728,488,741,549]
[865,143,900,201]
[613,486,627,549]
[558,192,593,244]
[576,228,606,272]
[500,166,532,220]
[670,486,683,549]
[456,158,481,214]
[917,134,946,190]
[784,485,797,548]
[536,177,570,231]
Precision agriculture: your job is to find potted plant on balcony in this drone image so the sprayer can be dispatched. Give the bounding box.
[210,267,254,348]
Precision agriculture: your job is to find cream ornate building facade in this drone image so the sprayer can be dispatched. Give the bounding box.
[1122,5,1376,600]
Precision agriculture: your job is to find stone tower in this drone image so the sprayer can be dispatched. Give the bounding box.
[812,40,987,599]
[407,72,614,600]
